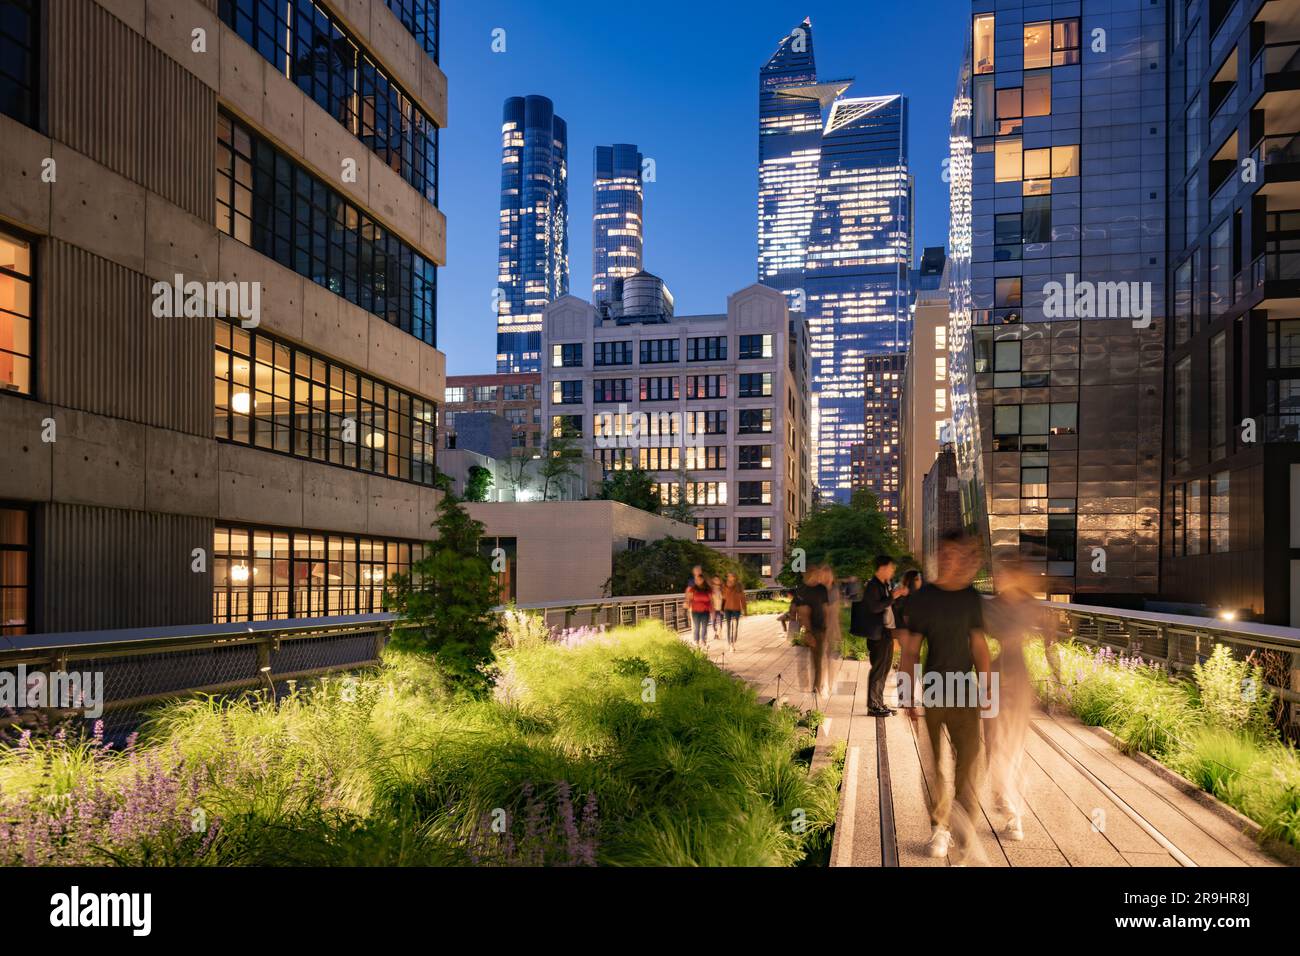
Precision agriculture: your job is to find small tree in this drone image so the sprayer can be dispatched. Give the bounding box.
[502,450,535,500]
[605,537,759,596]
[540,427,581,500]
[597,465,662,514]
[778,488,902,585]
[386,484,501,697]
[465,464,494,502]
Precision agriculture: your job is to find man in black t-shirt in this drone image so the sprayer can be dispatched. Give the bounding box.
[896,531,992,864]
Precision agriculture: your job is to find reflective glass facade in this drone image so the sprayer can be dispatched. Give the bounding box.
[804,94,913,502]
[947,0,1166,599]
[218,0,439,203]
[217,113,438,347]
[497,95,569,373]
[592,144,644,304]
[383,0,440,62]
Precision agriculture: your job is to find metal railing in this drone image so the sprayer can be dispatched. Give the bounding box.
[1251,40,1300,88]
[506,588,784,633]
[1046,601,1300,727]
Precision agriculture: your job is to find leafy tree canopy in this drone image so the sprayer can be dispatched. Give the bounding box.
[596,466,662,514]
[606,537,761,596]
[778,489,905,585]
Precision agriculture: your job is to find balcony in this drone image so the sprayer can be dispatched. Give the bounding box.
[1253,41,1300,137]
[1248,250,1300,313]
[1255,130,1300,207]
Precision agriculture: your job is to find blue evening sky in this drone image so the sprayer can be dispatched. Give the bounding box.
[437,0,970,374]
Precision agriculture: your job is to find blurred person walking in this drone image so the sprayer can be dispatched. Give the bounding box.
[684,567,713,649]
[791,563,835,700]
[710,575,725,641]
[721,572,747,649]
[895,532,993,865]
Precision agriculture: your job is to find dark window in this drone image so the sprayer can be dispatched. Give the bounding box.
[382,0,440,61]
[687,336,727,362]
[0,505,31,636]
[697,517,726,543]
[738,481,772,506]
[552,380,583,405]
[739,334,773,359]
[594,341,633,366]
[219,0,439,202]
[738,408,773,434]
[640,376,678,401]
[739,445,772,469]
[640,338,679,364]
[592,378,632,403]
[551,343,583,368]
[480,535,517,603]
[739,373,772,398]
[217,113,437,346]
[0,0,37,129]
[214,319,437,486]
[738,517,772,542]
[213,525,421,622]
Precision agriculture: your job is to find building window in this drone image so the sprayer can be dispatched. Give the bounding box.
[739,445,773,470]
[739,373,773,398]
[0,229,33,396]
[592,378,632,403]
[1186,479,1204,556]
[738,481,772,506]
[995,138,1023,182]
[551,380,583,405]
[217,113,437,347]
[214,320,437,486]
[687,410,728,435]
[594,341,633,366]
[738,408,772,434]
[383,0,440,61]
[1210,472,1229,553]
[640,376,679,402]
[596,448,631,472]
[639,446,680,471]
[552,343,583,368]
[550,414,582,438]
[697,518,726,543]
[0,505,30,636]
[445,386,466,403]
[739,334,773,359]
[1173,356,1191,468]
[1023,71,1051,117]
[686,336,726,362]
[640,338,679,364]
[213,525,420,623]
[219,0,438,203]
[684,482,727,505]
[1267,319,1300,368]
[685,446,726,470]
[1024,19,1079,68]
[1209,332,1226,460]
[0,0,37,129]
[973,14,995,74]
[1174,258,1194,346]
[738,517,772,542]
[472,385,498,403]
[1209,221,1231,318]
[685,374,725,400]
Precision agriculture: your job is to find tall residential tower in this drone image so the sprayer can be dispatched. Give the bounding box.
[592,144,645,307]
[497,95,569,374]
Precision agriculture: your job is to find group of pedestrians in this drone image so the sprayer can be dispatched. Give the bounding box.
[786,531,1051,866]
[683,565,748,650]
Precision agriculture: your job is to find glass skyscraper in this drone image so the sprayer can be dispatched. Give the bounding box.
[497,95,569,373]
[592,143,644,305]
[947,2,1166,601]
[757,21,912,504]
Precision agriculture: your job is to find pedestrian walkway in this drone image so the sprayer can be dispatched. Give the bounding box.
[705,614,1284,868]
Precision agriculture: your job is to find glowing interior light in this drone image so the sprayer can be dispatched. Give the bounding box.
[232,391,252,414]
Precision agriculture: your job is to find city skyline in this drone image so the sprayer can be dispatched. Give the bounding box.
[437,0,968,375]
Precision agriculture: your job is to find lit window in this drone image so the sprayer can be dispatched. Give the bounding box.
[934,389,947,413]
[995,138,1023,182]
[1051,145,1080,178]
[1024,21,1052,69]
[0,230,33,396]
[973,14,995,74]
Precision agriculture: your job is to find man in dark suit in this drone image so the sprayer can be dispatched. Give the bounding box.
[849,555,898,717]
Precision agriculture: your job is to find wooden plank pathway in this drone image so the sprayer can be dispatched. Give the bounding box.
[700,614,1285,868]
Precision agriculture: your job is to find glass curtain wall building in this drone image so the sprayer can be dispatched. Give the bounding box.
[497,95,570,373]
[947,1,1166,601]
[592,144,644,306]
[804,94,913,503]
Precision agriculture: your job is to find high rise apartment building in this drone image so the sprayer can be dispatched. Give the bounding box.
[0,0,447,633]
[497,94,569,374]
[592,144,644,307]
[901,261,952,557]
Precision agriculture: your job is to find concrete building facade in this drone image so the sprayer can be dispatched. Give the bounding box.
[0,0,447,633]
[539,276,812,581]
[900,278,953,559]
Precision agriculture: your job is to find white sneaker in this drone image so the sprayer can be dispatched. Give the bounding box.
[927,827,952,858]
[1005,815,1024,842]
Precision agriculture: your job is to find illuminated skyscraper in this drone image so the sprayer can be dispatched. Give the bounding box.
[757,18,850,299]
[803,94,913,502]
[592,144,644,306]
[497,95,569,373]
